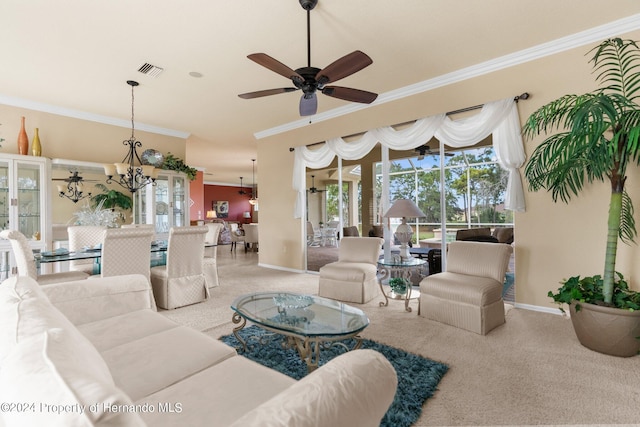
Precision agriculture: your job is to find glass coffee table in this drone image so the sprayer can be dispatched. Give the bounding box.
[230,292,369,372]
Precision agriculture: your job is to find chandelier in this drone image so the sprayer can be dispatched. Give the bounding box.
[249,159,258,205]
[103,80,156,193]
[56,171,92,204]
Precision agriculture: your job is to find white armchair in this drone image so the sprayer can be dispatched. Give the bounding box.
[318,237,383,304]
[150,226,209,309]
[419,241,512,335]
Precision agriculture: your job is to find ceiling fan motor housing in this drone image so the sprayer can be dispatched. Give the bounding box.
[299,0,318,10]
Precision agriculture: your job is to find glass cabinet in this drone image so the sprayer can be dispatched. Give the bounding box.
[134,170,189,238]
[0,154,51,279]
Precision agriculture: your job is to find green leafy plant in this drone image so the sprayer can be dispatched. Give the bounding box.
[389,277,409,295]
[522,38,640,307]
[90,183,133,224]
[549,273,640,313]
[162,152,197,181]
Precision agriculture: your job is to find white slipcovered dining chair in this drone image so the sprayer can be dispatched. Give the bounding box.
[243,223,259,252]
[203,223,223,288]
[229,223,245,252]
[67,225,106,275]
[0,229,89,285]
[99,227,155,281]
[150,226,209,309]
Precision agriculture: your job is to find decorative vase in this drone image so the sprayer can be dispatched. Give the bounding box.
[569,302,640,357]
[32,128,42,156]
[17,116,28,155]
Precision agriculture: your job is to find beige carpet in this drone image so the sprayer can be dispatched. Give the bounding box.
[160,249,640,426]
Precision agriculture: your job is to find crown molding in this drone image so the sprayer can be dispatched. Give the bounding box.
[0,94,190,139]
[255,13,640,140]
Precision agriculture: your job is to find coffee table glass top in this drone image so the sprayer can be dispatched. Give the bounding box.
[231,292,369,338]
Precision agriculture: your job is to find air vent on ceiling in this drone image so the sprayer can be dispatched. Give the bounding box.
[137,63,164,77]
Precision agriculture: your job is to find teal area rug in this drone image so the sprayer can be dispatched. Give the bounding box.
[220,326,448,427]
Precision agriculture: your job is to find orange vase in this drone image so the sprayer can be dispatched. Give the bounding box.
[17,116,29,155]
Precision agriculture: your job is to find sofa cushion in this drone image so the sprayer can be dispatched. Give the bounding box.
[0,276,86,364]
[78,309,179,352]
[0,328,144,427]
[101,326,236,401]
[319,262,377,282]
[420,272,503,306]
[138,355,295,427]
[229,349,398,427]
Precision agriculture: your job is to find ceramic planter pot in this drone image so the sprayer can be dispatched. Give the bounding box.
[569,302,640,357]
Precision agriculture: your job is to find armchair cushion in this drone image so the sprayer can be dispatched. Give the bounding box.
[338,237,383,264]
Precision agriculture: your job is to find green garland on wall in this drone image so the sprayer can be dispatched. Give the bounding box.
[161,152,198,181]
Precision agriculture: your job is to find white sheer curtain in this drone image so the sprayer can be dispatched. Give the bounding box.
[293,97,526,218]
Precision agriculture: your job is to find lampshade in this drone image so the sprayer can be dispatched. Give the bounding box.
[383,199,425,261]
[206,210,217,219]
[243,211,251,219]
[383,199,426,218]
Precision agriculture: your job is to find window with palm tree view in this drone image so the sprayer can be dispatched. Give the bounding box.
[374,146,513,244]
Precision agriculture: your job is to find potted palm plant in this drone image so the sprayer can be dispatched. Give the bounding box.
[523,38,640,357]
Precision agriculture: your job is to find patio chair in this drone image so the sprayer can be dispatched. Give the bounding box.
[307,221,322,246]
[0,229,89,285]
[150,226,209,309]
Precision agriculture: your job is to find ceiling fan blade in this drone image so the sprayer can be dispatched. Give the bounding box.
[316,51,373,85]
[247,53,304,82]
[322,86,378,104]
[299,93,318,116]
[238,87,298,99]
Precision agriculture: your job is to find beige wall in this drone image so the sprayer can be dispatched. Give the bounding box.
[256,30,640,310]
[0,104,187,226]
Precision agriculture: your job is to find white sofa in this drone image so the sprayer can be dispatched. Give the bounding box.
[0,274,397,427]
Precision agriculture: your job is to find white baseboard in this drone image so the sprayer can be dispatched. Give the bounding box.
[257,263,306,274]
[514,302,565,316]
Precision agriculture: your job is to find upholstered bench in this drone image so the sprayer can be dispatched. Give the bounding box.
[419,241,512,335]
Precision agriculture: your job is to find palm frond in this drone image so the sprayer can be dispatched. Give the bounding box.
[619,190,637,244]
[590,38,640,101]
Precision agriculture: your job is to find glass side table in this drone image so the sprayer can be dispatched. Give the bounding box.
[377,257,427,313]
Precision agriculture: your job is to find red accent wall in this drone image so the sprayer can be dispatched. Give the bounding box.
[189,171,205,221]
[204,184,253,223]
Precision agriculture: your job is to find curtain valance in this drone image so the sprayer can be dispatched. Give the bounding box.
[293,97,526,218]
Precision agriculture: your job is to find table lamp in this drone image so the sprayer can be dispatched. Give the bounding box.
[206,210,217,220]
[383,199,426,261]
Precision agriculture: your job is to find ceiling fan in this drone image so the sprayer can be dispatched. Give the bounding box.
[238,177,247,195]
[308,175,325,193]
[53,170,99,203]
[415,145,454,160]
[238,0,378,116]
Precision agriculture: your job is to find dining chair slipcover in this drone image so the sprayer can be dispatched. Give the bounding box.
[99,227,155,281]
[150,226,209,309]
[203,223,223,288]
[67,225,106,275]
[243,223,259,252]
[318,237,383,304]
[0,229,89,285]
[229,223,245,252]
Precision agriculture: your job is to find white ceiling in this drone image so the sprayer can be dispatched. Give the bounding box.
[1,1,639,185]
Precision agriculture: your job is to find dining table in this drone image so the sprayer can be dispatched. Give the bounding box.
[34,241,216,275]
